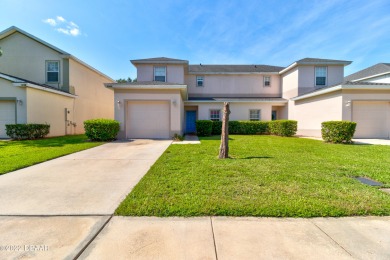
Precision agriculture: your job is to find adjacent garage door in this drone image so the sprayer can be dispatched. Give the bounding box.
[352,101,390,138]
[126,100,170,139]
[0,101,16,138]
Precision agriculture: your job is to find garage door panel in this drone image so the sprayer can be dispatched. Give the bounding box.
[127,101,170,139]
[0,101,16,138]
[353,101,390,138]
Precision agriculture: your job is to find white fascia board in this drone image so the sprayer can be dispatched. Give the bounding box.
[279,63,297,74]
[14,83,77,98]
[107,84,187,90]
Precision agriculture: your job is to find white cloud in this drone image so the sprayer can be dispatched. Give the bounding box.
[43,18,56,26]
[56,16,66,22]
[43,16,82,37]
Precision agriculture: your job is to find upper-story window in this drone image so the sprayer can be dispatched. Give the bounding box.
[46,61,59,83]
[154,66,166,82]
[249,109,261,121]
[315,67,327,86]
[263,76,271,87]
[210,109,220,121]
[196,76,204,87]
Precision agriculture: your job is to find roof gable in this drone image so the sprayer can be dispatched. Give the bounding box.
[280,57,352,74]
[131,57,189,65]
[344,63,390,82]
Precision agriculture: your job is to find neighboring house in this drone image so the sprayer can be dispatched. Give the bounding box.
[108,57,390,139]
[0,26,114,138]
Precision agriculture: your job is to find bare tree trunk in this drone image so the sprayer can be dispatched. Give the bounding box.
[219,102,230,159]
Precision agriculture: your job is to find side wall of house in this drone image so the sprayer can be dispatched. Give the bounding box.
[69,59,114,134]
[136,64,185,84]
[292,91,343,137]
[0,32,68,91]
[26,88,75,137]
[0,78,27,124]
[185,74,281,98]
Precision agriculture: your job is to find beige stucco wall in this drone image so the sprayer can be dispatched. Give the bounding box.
[292,91,343,137]
[298,65,344,95]
[137,64,185,84]
[69,59,114,134]
[342,89,390,121]
[185,74,281,98]
[26,87,75,137]
[114,89,183,139]
[187,102,275,121]
[0,32,66,90]
[0,78,27,124]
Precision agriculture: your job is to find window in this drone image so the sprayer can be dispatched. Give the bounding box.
[46,61,59,83]
[249,109,261,121]
[196,76,204,87]
[210,109,220,121]
[263,76,271,87]
[154,66,166,82]
[315,67,327,86]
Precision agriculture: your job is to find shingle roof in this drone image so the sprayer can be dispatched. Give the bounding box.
[108,81,186,86]
[131,57,188,64]
[344,63,390,82]
[296,58,352,64]
[0,72,72,94]
[188,64,284,73]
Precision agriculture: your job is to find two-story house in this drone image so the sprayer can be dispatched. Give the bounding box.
[0,26,114,138]
[108,57,390,139]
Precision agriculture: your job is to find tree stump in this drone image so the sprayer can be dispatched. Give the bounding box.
[219,102,230,159]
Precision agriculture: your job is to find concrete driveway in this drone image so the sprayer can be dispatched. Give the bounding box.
[0,139,171,259]
[0,139,171,215]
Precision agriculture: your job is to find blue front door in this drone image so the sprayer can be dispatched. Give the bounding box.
[186,111,197,133]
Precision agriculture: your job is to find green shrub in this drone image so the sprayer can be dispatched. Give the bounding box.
[172,133,184,141]
[196,120,213,136]
[210,120,269,135]
[321,121,356,144]
[5,124,50,140]
[84,119,120,141]
[211,121,222,135]
[269,120,297,137]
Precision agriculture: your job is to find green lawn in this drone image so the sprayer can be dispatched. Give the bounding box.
[116,135,390,217]
[0,135,103,175]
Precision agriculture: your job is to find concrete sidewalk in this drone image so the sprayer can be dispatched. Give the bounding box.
[80,216,390,259]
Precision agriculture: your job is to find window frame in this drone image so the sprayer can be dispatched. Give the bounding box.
[196,75,204,87]
[154,66,167,82]
[263,76,271,87]
[209,109,221,121]
[249,109,261,121]
[315,66,327,86]
[46,60,60,83]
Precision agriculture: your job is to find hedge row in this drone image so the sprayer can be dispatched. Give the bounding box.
[196,120,297,137]
[5,124,50,140]
[321,121,356,144]
[84,119,120,141]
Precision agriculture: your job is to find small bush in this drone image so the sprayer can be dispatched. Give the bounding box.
[173,133,184,141]
[321,121,356,144]
[269,120,297,137]
[196,120,213,136]
[84,119,120,141]
[5,124,50,140]
[211,121,222,135]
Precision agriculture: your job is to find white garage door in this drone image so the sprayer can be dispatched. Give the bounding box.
[126,100,170,139]
[352,101,390,138]
[0,101,16,138]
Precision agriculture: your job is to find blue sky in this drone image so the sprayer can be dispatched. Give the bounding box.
[1,0,390,80]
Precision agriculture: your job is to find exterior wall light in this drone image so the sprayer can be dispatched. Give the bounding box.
[345,101,351,107]
[16,99,23,105]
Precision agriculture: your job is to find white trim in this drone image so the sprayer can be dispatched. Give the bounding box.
[196,75,204,87]
[106,84,186,90]
[154,66,167,82]
[291,84,390,101]
[209,109,221,121]
[249,109,261,121]
[185,100,287,105]
[13,83,77,98]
